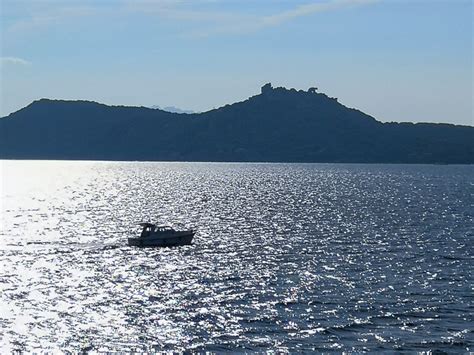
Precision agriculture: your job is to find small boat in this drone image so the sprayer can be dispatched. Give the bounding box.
[128,223,196,247]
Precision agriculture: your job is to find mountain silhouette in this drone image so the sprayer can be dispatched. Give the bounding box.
[1,83,472,163]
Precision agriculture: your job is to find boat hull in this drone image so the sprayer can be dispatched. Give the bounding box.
[128,231,195,247]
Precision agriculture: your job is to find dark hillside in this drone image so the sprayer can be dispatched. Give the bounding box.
[1,84,472,163]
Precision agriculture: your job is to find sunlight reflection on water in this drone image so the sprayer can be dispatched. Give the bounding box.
[0,161,473,352]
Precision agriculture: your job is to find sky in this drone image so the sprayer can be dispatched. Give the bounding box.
[0,0,472,125]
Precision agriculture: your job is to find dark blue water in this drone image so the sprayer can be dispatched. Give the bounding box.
[1,161,472,352]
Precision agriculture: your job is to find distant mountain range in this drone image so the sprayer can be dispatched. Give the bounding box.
[1,83,472,163]
[150,105,195,114]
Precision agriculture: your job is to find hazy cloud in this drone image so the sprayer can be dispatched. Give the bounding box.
[128,0,381,37]
[4,0,379,37]
[261,0,379,27]
[0,57,31,65]
[5,4,100,34]
[122,0,243,23]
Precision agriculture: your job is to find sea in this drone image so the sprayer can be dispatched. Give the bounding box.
[0,160,472,352]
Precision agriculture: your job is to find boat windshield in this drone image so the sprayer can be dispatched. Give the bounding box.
[156,226,174,232]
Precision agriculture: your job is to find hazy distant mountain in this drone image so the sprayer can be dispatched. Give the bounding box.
[1,83,472,163]
[150,105,195,114]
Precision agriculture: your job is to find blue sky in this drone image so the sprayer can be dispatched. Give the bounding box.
[1,0,472,125]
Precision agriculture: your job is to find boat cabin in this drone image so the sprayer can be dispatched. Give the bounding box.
[139,223,175,237]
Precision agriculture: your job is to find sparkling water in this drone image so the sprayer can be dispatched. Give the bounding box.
[0,161,472,352]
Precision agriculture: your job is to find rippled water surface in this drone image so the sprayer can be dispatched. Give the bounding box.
[0,161,473,352]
